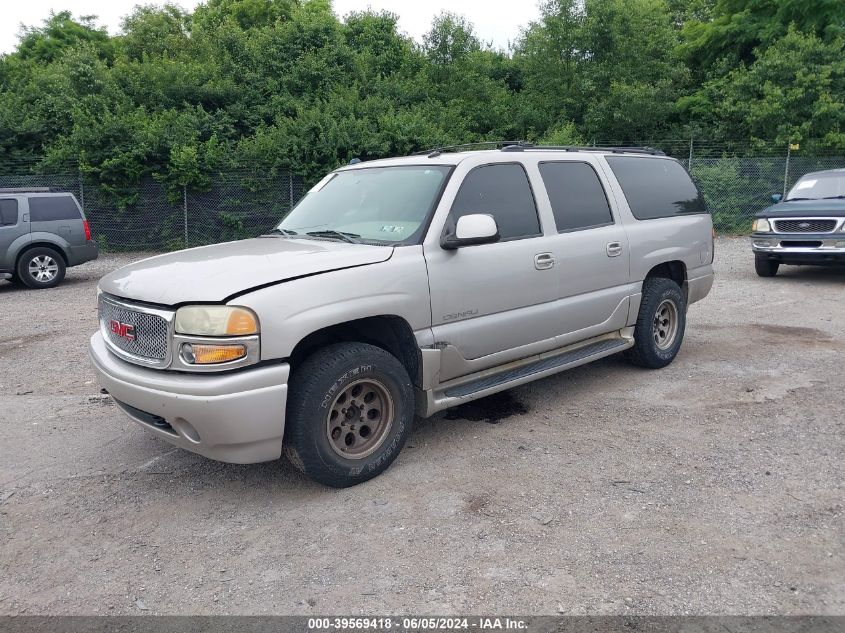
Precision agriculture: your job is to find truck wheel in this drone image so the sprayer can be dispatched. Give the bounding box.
[16,247,66,289]
[284,342,414,487]
[625,277,687,369]
[754,257,779,277]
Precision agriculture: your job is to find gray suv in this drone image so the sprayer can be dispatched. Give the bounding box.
[89,145,714,487]
[0,188,98,288]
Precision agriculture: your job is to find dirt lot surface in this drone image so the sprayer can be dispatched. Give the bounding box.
[0,237,842,615]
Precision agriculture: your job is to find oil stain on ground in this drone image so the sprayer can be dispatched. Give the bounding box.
[444,391,528,424]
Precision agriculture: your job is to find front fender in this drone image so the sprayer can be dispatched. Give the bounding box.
[236,246,433,362]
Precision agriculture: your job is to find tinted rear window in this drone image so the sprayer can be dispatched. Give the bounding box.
[606,157,706,220]
[451,164,540,240]
[539,162,613,232]
[29,195,81,222]
[0,199,18,226]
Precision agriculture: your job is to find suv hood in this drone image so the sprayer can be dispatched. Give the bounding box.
[757,199,845,218]
[99,237,394,305]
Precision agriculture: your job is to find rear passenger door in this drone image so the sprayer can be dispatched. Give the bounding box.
[539,161,633,342]
[0,198,29,271]
[29,195,84,245]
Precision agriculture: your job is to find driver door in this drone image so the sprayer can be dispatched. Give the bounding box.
[424,163,559,382]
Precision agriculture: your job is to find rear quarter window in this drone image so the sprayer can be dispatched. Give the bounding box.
[0,199,18,226]
[28,195,81,222]
[606,157,706,220]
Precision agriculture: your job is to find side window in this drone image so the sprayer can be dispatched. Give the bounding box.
[0,199,18,226]
[539,162,613,232]
[28,195,81,222]
[606,156,706,220]
[450,164,540,240]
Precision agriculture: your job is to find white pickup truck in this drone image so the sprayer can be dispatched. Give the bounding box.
[90,144,714,487]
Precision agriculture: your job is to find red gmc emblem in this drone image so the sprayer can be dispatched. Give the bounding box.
[109,320,136,341]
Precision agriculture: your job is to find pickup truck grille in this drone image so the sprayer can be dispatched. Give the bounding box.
[773,219,837,233]
[99,296,170,363]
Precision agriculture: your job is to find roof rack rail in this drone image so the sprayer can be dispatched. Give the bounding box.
[412,141,665,158]
[413,140,528,158]
[501,144,665,156]
[0,187,58,193]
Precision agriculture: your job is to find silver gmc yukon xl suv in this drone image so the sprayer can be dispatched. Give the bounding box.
[89,145,715,487]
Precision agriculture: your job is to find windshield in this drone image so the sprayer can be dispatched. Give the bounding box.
[786,172,845,200]
[277,165,453,244]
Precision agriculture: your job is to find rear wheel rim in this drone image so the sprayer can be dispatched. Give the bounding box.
[326,379,394,459]
[653,299,679,350]
[28,255,59,282]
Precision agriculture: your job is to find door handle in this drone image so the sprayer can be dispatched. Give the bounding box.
[534,252,555,270]
[606,242,623,257]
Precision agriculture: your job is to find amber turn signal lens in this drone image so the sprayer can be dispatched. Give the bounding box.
[181,343,246,365]
[226,309,259,336]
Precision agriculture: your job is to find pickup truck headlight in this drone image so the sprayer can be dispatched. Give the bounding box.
[752,218,771,233]
[175,306,259,336]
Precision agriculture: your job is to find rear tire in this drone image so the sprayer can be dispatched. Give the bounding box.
[16,247,66,289]
[284,342,414,487]
[755,257,779,277]
[626,277,687,369]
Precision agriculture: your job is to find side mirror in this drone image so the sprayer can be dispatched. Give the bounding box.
[441,214,500,250]
[771,193,783,203]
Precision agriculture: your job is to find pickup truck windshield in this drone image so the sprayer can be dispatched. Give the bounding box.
[277,165,452,244]
[786,173,845,201]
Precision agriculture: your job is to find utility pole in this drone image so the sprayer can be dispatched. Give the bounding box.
[783,142,799,197]
[688,137,694,171]
[78,165,85,211]
[183,185,188,248]
[289,174,294,210]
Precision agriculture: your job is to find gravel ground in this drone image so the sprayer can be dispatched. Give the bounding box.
[0,237,842,615]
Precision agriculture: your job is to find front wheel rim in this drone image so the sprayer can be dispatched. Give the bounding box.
[326,379,394,459]
[28,255,59,282]
[653,299,679,350]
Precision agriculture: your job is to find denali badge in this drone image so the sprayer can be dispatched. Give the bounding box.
[109,320,136,341]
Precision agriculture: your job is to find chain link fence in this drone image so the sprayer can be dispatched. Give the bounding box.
[1,143,843,251]
[0,165,304,252]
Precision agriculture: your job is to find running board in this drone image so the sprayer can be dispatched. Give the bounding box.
[420,334,633,416]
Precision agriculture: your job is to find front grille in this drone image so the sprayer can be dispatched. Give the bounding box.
[773,219,837,233]
[99,296,169,362]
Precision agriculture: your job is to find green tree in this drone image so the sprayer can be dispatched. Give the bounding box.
[681,0,845,74]
[423,12,481,66]
[679,28,845,150]
[16,11,113,63]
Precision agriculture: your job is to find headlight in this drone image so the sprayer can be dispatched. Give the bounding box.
[175,306,259,336]
[752,218,771,232]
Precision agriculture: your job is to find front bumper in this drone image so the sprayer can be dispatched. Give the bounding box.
[751,232,845,265]
[89,332,289,463]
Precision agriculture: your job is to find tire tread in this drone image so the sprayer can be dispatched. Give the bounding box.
[284,342,413,487]
[626,276,686,369]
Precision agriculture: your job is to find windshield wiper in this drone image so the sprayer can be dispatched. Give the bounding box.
[263,228,299,237]
[821,195,845,200]
[305,230,362,244]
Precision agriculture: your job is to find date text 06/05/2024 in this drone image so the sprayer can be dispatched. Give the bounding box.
[307,617,529,631]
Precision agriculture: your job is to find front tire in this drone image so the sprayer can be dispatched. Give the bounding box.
[755,257,779,277]
[284,342,414,487]
[16,247,66,289]
[626,277,687,369]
